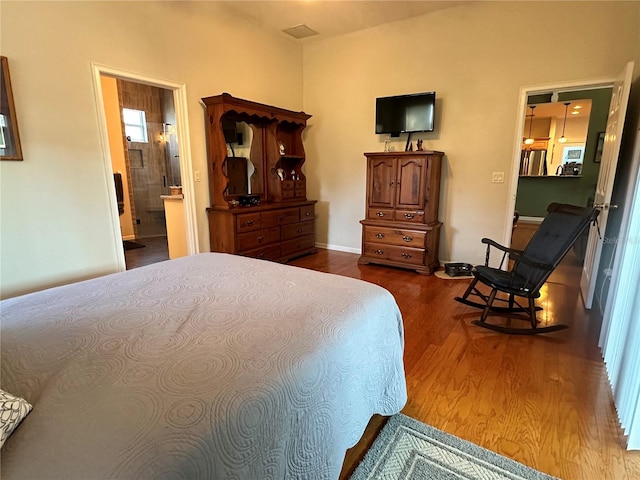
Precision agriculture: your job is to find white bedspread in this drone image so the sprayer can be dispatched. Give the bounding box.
[1,253,406,479]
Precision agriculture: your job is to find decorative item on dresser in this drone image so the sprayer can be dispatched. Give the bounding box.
[359,151,444,275]
[202,93,317,262]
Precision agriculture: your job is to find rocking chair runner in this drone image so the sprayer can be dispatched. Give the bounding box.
[455,203,599,334]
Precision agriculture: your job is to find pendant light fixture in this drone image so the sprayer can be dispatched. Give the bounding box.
[558,102,571,143]
[524,105,536,145]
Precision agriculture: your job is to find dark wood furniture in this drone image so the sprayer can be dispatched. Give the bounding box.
[359,151,443,275]
[208,200,316,262]
[455,203,598,334]
[203,93,316,261]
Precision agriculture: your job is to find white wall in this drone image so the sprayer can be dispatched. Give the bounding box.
[0,1,303,298]
[302,1,640,263]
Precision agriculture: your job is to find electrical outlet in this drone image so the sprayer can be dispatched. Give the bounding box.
[194,170,201,182]
[492,172,505,183]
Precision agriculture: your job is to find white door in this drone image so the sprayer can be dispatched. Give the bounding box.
[580,61,634,308]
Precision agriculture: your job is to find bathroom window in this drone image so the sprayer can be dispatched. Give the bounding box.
[122,108,148,143]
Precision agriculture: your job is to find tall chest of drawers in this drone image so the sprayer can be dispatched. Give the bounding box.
[359,151,443,275]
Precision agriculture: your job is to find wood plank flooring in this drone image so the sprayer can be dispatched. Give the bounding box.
[124,236,169,270]
[289,248,640,480]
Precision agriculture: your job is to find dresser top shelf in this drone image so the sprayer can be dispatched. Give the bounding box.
[207,199,316,214]
[365,150,445,157]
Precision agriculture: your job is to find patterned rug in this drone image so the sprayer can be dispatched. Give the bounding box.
[350,414,557,480]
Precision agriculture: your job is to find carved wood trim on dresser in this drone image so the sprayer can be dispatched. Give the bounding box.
[202,93,316,262]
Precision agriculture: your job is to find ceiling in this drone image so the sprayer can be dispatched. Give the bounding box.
[528,100,593,120]
[222,1,468,42]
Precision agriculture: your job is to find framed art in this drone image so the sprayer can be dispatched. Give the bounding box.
[594,131,605,163]
[1,56,23,161]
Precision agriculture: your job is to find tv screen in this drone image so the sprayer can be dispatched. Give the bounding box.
[375,92,435,136]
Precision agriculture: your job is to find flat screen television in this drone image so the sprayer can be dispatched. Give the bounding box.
[375,92,435,137]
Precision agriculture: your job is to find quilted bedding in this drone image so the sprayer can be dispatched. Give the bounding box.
[0,253,407,479]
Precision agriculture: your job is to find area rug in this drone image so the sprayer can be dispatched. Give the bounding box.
[434,270,474,280]
[350,414,557,480]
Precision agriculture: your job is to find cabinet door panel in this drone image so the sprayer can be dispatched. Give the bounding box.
[396,157,425,209]
[368,158,395,207]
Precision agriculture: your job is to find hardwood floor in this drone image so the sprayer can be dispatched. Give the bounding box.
[289,248,640,480]
[123,236,169,270]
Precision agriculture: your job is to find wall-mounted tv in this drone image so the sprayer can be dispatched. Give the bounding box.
[375,92,436,137]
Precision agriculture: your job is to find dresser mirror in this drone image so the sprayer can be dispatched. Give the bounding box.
[222,118,264,198]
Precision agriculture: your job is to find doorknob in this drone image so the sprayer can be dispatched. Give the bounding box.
[594,203,619,210]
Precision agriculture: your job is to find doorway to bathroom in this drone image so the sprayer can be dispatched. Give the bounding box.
[100,75,180,269]
[93,63,199,273]
[120,79,180,242]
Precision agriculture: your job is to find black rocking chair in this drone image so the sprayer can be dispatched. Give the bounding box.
[455,203,599,334]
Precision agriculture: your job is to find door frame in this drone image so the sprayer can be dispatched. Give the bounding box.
[502,75,617,248]
[91,63,199,270]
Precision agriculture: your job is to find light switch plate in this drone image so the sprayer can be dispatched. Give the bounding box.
[492,172,505,183]
[194,170,201,182]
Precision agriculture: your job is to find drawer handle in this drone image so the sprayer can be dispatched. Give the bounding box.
[258,253,265,258]
[278,215,285,221]
[404,213,415,219]
[375,233,385,239]
[376,212,386,217]
[402,236,413,242]
[374,249,384,255]
[246,220,255,226]
[305,211,311,216]
[257,236,265,243]
[401,253,412,259]
[297,228,304,233]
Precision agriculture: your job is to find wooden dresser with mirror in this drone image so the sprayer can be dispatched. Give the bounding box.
[203,93,317,262]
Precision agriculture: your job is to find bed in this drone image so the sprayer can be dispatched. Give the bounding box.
[0,253,407,479]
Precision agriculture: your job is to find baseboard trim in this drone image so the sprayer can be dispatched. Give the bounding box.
[519,216,544,224]
[316,242,361,255]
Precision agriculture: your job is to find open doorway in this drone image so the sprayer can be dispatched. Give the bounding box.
[506,63,633,312]
[102,76,180,268]
[509,87,612,289]
[92,63,199,272]
[514,91,609,288]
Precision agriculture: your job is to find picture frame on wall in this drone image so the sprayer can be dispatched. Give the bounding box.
[594,131,605,163]
[0,56,23,161]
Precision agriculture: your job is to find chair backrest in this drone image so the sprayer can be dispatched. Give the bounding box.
[513,203,598,291]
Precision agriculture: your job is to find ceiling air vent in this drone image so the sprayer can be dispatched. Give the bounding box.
[282,24,318,39]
